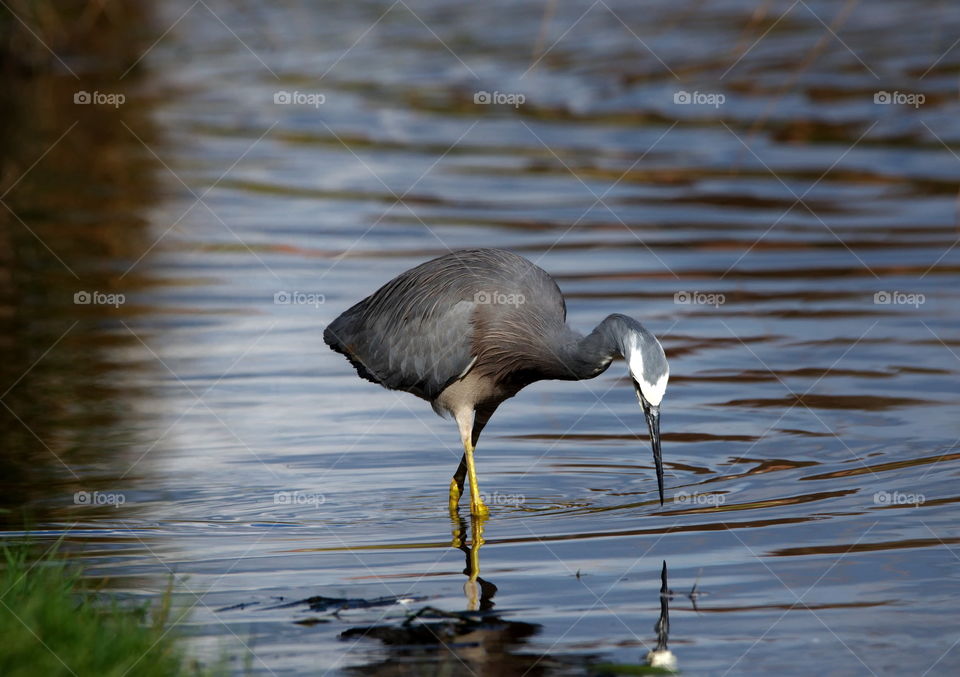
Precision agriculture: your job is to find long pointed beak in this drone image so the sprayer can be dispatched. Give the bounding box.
[644,404,664,506]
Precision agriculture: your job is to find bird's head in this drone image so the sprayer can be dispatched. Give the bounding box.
[616,318,669,505]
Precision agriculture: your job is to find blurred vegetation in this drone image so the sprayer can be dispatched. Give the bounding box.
[0,0,153,74]
[1,542,218,677]
[0,0,162,524]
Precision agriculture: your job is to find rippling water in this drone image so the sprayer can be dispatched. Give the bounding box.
[2,0,960,674]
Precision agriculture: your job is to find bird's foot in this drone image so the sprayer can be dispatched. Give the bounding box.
[448,478,463,513]
[469,497,490,518]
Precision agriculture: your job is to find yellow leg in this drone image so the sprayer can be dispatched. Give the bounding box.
[448,454,466,513]
[448,478,461,512]
[453,409,488,518]
[464,439,489,518]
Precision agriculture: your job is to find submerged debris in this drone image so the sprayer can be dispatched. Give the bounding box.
[263,594,426,614]
[340,606,539,647]
[213,601,260,613]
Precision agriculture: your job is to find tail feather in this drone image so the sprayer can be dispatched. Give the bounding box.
[323,309,385,388]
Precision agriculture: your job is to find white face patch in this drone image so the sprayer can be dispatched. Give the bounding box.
[638,371,669,406]
[628,336,669,406]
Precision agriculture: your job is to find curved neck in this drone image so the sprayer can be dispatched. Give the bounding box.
[547,314,633,381]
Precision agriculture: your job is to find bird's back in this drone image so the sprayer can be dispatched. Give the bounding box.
[324,249,567,402]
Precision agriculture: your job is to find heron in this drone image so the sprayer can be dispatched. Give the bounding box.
[324,248,669,517]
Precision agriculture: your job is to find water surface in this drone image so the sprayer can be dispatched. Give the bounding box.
[2,1,959,674]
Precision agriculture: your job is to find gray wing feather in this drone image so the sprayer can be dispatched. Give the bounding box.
[324,249,567,401]
[324,255,478,400]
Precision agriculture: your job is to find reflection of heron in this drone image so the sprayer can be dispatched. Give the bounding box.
[325,249,670,517]
[341,520,539,676]
[451,516,496,612]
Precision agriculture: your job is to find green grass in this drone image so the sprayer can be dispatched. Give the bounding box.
[0,543,213,677]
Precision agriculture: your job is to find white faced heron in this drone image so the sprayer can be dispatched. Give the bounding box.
[324,248,670,517]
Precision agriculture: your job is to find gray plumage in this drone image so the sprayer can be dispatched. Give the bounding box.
[324,248,670,508]
[326,249,658,398]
